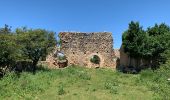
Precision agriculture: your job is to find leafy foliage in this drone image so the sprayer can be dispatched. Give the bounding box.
[122,21,147,58]
[139,57,170,99]
[0,25,57,74]
[0,24,11,34]
[16,28,57,73]
[147,23,170,65]
[0,26,20,75]
[122,21,170,68]
[0,35,16,66]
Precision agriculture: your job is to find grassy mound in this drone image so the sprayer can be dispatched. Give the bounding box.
[0,65,169,100]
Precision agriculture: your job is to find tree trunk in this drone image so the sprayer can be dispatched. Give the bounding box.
[128,56,131,66]
[32,59,38,74]
[136,57,140,68]
[149,58,152,68]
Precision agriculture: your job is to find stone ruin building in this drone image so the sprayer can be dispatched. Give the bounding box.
[58,32,116,68]
[45,32,148,69]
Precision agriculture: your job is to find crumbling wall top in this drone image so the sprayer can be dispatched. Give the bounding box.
[59,32,113,40]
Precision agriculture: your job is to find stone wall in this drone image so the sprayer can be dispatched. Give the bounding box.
[45,46,59,68]
[120,45,149,67]
[59,32,116,68]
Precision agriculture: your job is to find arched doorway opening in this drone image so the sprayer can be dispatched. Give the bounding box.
[90,55,100,64]
[89,54,101,68]
[54,52,68,68]
[86,53,104,68]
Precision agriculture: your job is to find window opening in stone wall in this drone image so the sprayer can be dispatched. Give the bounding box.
[56,52,66,61]
[56,52,68,68]
[90,55,100,64]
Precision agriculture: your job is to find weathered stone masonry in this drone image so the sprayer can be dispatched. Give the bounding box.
[59,32,116,68]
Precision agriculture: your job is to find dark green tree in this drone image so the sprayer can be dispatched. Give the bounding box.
[122,21,147,67]
[0,25,19,75]
[16,28,57,73]
[147,23,170,66]
[123,22,170,68]
[0,24,11,34]
[0,34,17,68]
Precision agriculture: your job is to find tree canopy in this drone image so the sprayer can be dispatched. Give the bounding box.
[0,26,57,74]
[16,28,57,73]
[122,21,170,68]
[122,21,147,59]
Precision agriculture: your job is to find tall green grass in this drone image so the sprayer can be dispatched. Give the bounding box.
[139,60,170,100]
[0,64,169,100]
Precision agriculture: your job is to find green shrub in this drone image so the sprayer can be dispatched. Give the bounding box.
[139,59,170,99]
[58,83,65,95]
[104,80,118,94]
[78,71,91,80]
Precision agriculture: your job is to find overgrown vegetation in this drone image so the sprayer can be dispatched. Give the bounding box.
[0,65,170,99]
[139,58,170,100]
[0,25,57,75]
[0,21,170,99]
[0,65,154,100]
[122,21,170,68]
[122,21,170,99]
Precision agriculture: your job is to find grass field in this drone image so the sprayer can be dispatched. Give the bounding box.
[0,65,170,100]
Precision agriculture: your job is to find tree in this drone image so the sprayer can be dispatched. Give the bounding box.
[0,24,11,34]
[0,26,19,75]
[16,28,57,73]
[0,34,17,68]
[147,23,170,66]
[122,22,170,68]
[122,21,147,67]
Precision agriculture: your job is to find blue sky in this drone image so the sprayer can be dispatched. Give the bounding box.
[0,0,170,48]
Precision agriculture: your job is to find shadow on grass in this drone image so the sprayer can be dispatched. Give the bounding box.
[12,61,51,76]
[11,65,51,78]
